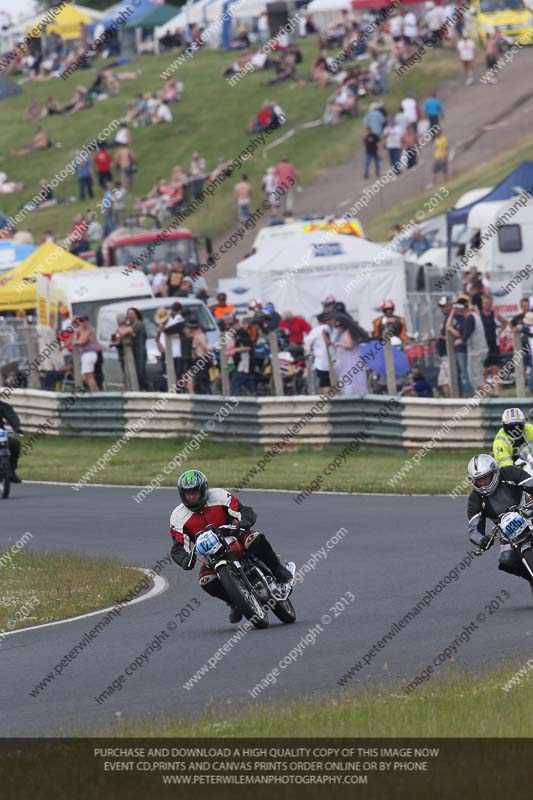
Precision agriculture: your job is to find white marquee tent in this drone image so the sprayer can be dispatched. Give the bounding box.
[234,231,407,330]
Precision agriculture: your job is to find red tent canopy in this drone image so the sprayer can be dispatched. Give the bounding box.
[351,0,434,7]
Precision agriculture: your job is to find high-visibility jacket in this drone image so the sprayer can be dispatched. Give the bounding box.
[492,424,533,467]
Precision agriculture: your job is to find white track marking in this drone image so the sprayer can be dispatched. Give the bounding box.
[0,568,168,639]
[23,480,455,497]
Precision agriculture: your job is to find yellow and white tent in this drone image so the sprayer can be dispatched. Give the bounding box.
[26,4,104,41]
[0,242,95,311]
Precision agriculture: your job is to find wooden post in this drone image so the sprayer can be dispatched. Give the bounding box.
[384,336,397,396]
[445,330,460,398]
[164,335,176,392]
[72,345,83,390]
[513,329,527,397]
[268,331,284,396]
[26,328,40,389]
[306,353,315,394]
[123,340,139,391]
[326,340,336,389]
[219,344,231,396]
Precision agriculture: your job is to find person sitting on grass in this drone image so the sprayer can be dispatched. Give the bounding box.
[10,126,50,156]
[400,367,434,397]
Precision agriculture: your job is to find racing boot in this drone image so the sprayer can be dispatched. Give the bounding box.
[247,533,292,584]
[10,471,21,484]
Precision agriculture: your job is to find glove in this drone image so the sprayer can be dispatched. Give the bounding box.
[474,534,492,555]
[171,544,196,570]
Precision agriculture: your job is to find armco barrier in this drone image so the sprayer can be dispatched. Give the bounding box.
[6,389,531,449]
[60,392,126,437]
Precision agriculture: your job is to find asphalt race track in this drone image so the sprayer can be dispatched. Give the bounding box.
[1,484,532,736]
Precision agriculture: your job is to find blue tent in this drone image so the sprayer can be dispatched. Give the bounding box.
[102,0,156,29]
[0,241,36,273]
[446,160,533,250]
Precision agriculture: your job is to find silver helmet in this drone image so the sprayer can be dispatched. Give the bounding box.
[467,454,500,496]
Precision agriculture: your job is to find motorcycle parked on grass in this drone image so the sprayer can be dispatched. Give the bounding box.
[195,524,296,629]
[479,506,533,581]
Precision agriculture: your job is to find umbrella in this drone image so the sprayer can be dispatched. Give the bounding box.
[360,339,411,378]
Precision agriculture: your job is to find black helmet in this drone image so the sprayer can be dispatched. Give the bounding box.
[178,469,209,510]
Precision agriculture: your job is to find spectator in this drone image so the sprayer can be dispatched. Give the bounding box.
[383,118,403,175]
[115,142,136,190]
[279,310,311,345]
[94,143,113,190]
[457,31,475,85]
[274,157,300,216]
[403,9,418,46]
[403,228,431,257]
[463,302,488,392]
[446,297,473,397]
[177,277,195,297]
[185,315,211,394]
[234,174,253,222]
[73,315,101,393]
[113,181,127,227]
[480,295,507,396]
[189,152,206,199]
[332,315,368,395]
[435,296,452,397]
[69,213,89,255]
[401,123,418,169]
[262,166,279,211]
[229,316,255,396]
[363,102,385,136]
[86,211,103,247]
[304,313,331,392]
[74,151,93,201]
[425,1,445,45]
[432,127,448,185]
[401,92,419,131]
[102,182,115,237]
[113,122,133,148]
[363,128,380,179]
[389,10,404,43]
[258,11,269,45]
[122,307,149,390]
[211,292,235,320]
[423,90,443,129]
[484,34,498,84]
[157,302,185,383]
[10,126,50,157]
[153,264,169,297]
[152,99,173,124]
[167,261,184,297]
[400,367,434,397]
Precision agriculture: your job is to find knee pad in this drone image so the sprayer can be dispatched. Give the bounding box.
[242,530,260,549]
[199,573,229,602]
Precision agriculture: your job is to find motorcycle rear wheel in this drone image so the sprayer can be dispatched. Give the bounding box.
[218,564,269,629]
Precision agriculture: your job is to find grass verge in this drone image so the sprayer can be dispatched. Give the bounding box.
[22,435,472,495]
[0,550,142,630]
[88,664,533,737]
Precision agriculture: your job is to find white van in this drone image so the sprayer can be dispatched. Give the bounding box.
[36,267,153,370]
[462,198,533,316]
[97,296,219,389]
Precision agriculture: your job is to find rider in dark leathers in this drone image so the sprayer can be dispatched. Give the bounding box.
[467,456,533,587]
[0,400,23,482]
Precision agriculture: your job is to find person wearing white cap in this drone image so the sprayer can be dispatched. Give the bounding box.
[435,296,452,396]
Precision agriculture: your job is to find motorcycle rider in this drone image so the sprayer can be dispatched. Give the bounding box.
[169,469,293,623]
[492,407,533,468]
[467,453,533,589]
[0,400,23,483]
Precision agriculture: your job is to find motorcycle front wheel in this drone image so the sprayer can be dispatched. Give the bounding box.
[217,563,269,629]
[272,597,296,624]
[0,456,10,499]
[521,548,533,580]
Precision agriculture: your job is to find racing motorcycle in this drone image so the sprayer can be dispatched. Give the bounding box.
[195,524,296,629]
[480,506,533,580]
[0,429,11,499]
[516,445,533,478]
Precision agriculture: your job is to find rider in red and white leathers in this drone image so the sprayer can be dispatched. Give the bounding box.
[169,474,292,623]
